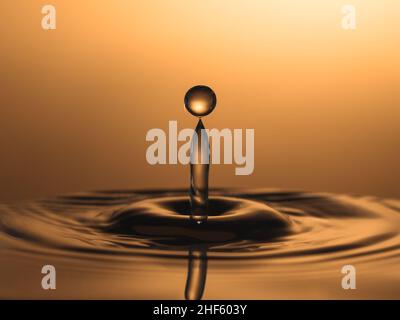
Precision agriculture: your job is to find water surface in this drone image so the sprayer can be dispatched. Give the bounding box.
[0,189,399,299]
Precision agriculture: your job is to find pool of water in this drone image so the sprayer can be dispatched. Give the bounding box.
[0,188,399,299]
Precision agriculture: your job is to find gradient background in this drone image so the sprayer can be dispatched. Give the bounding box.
[0,0,399,201]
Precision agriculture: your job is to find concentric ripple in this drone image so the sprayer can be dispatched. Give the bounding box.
[0,189,399,262]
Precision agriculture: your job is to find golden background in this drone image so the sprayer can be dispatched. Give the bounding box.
[0,0,399,201]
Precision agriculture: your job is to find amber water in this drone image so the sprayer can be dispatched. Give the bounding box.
[1,188,399,299]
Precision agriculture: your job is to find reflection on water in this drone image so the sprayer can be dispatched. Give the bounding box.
[0,189,399,299]
[185,249,207,300]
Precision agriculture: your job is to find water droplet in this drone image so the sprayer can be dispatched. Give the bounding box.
[184,85,217,118]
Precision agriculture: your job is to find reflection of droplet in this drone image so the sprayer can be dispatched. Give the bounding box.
[184,85,217,118]
[185,249,207,300]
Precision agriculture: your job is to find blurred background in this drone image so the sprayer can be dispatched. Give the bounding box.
[0,0,399,201]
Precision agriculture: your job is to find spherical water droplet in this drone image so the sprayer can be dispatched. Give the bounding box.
[184,85,217,118]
